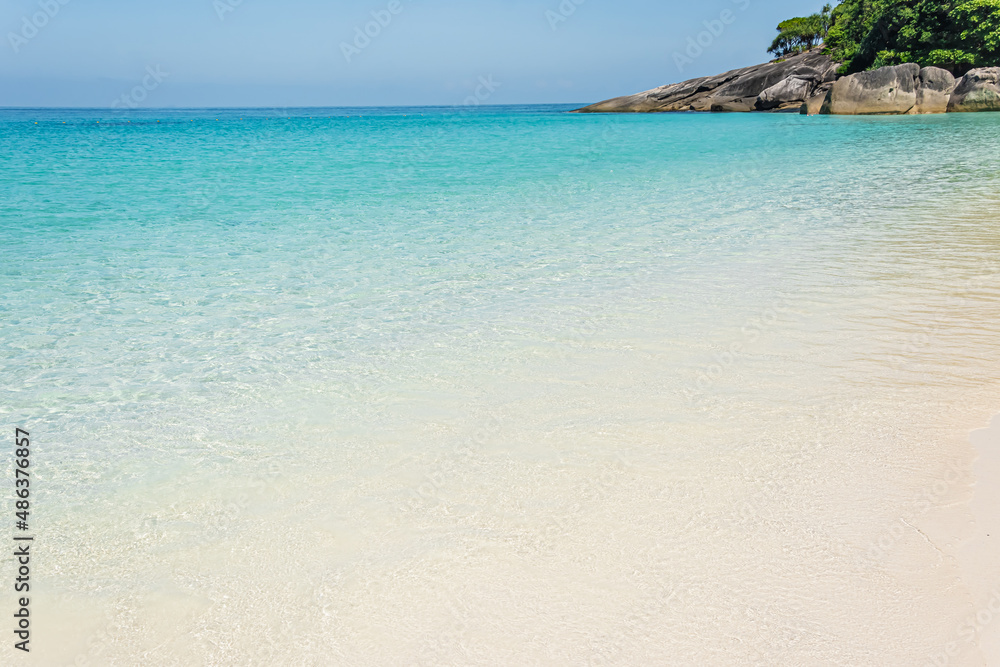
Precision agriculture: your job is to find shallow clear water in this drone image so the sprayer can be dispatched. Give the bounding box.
[1,106,999,665]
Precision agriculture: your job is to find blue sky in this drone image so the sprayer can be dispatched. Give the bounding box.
[0,0,825,107]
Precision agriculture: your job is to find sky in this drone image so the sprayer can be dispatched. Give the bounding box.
[0,0,826,107]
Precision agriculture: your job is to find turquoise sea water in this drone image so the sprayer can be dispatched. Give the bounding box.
[2,106,1000,665]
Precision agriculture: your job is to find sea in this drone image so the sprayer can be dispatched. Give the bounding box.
[2,105,999,665]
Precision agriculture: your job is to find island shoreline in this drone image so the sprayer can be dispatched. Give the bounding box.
[575,49,1000,115]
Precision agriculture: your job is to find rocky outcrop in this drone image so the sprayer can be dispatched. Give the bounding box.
[575,53,999,115]
[819,64,962,114]
[574,49,839,113]
[947,68,1000,112]
[913,67,956,113]
[820,63,920,114]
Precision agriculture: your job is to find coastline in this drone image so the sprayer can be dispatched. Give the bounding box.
[574,48,1000,115]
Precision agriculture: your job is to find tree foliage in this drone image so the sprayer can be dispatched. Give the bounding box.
[952,0,1000,57]
[818,0,1000,73]
[768,5,833,56]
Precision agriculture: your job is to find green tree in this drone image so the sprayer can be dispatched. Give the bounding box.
[768,12,829,56]
[820,4,835,35]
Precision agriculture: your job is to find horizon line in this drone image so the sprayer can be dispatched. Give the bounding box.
[0,102,589,111]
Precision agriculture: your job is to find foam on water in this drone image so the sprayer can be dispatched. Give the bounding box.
[1,107,999,665]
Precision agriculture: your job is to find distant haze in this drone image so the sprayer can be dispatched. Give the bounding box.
[1,0,822,107]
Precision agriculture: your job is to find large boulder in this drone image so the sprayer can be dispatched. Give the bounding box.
[756,75,815,111]
[710,97,758,112]
[800,82,833,115]
[575,49,839,113]
[947,68,1000,112]
[821,63,920,114]
[911,67,956,114]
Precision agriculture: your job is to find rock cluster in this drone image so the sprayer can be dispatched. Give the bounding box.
[575,49,838,113]
[575,52,1000,115]
[817,64,1000,114]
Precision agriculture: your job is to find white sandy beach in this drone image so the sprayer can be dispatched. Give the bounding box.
[2,109,999,666]
[958,413,1000,664]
